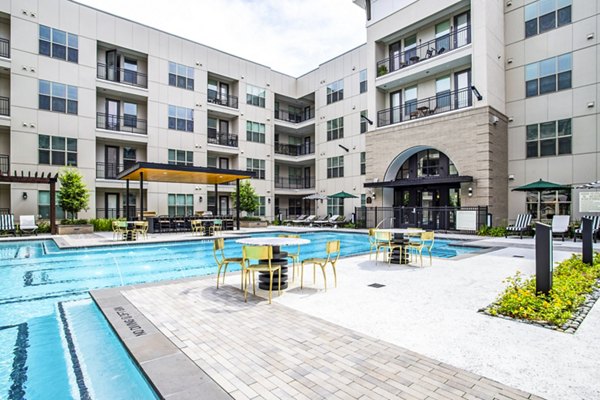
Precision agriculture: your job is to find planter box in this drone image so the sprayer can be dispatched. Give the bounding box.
[57,224,94,235]
[239,220,268,228]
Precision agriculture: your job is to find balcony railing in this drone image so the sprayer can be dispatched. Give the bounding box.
[376,25,471,77]
[96,162,138,179]
[377,87,472,127]
[97,112,147,134]
[0,38,9,59]
[274,142,315,156]
[0,97,9,116]
[207,132,238,147]
[207,89,238,109]
[274,176,315,189]
[96,207,141,219]
[97,63,148,88]
[0,154,8,175]
[274,107,315,123]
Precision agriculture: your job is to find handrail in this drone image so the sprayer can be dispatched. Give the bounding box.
[0,96,9,116]
[274,107,315,123]
[207,89,239,109]
[207,132,238,147]
[97,63,148,88]
[0,38,9,59]
[0,154,9,175]
[96,112,148,134]
[274,142,315,156]
[274,176,315,189]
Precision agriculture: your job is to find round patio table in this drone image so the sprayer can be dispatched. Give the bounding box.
[236,237,310,290]
[377,228,425,264]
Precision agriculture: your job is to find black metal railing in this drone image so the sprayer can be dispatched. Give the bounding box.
[96,207,140,219]
[354,205,488,232]
[0,154,8,175]
[97,112,147,134]
[207,89,238,109]
[96,162,136,179]
[377,87,472,127]
[274,142,315,156]
[376,25,471,77]
[0,96,9,116]
[97,63,148,88]
[0,38,9,59]
[274,176,315,189]
[207,131,238,147]
[275,107,315,123]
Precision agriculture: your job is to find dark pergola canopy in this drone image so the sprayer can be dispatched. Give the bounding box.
[364,175,473,188]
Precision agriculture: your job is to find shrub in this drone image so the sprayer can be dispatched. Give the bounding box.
[341,222,356,229]
[37,221,51,233]
[239,216,262,222]
[89,218,116,231]
[488,254,600,326]
[60,219,88,225]
[271,219,281,226]
[478,225,507,237]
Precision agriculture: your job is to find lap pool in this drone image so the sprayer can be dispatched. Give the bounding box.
[0,231,482,399]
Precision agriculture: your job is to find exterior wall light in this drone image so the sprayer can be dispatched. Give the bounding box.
[470,86,483,101]
[22,192,28,200]
[468,187,473,197]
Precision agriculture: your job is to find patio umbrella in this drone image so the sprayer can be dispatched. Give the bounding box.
[328,191,359,199]
[511,179,571,192]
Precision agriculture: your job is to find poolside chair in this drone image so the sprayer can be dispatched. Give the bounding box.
[214,238,245,289]
[368,228,378,260]
[0,214,16,236]
[278,234,301,281]
[299,215,316,226]
[243,245,281,304]
[505,213,532,239]
[301,240,340,291]
[191,219,205,235]
[551,215,570,241]
[573,215,600,243]
[19,215,38,236]
[209,219,223,236]
[374,231,405,266]
[134,221,148,239]
[407,231,435,267]
[291,215,307,225]
[116,220,136,241]
[311,215,330,226]
[329,215,347,228]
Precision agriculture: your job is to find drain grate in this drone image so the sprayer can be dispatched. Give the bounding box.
[512,255,525,258]
[368,283,386,288]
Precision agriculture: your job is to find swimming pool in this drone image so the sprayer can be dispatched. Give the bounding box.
[0,231,482,399]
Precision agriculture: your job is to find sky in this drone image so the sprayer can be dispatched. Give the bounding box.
[76,0,367,76]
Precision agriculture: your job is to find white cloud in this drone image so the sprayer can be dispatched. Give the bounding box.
[75,0,366,76]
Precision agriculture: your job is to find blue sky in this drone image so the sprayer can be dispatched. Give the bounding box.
[76,0,367,76]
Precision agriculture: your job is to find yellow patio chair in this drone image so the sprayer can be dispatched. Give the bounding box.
[300,240,340,291]
[191,219,204,235]
[214,238,245,289]
[210,219,223,236]
[407,231,435,267]
[112,220,122,240]
[368,228,378,259]
[278,234,301,282]
[374,230,405,266]
[134,221,148,239]
[243,245,281,304]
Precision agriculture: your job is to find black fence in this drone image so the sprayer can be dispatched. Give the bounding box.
[207,89,238,109]
[354,206,488,232]
[97,112,148,134]
[274,142,315,156]
[275,107,315,123]
[207,132,238,147]
[274,176,315,189]
[97,63,148,88]
[0,96,9,116]
[0,154,8,175]
[96,206,141,219]
[0,38,9,59]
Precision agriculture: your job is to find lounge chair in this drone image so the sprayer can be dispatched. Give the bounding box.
[505,213,532,239]
[313,215,336,227]
[552,215,570,241]
[573,215,600,243]
[0,214,16,236]
[298,215,316,226]
[19,215,38,235]
[329,215,347,228]
[290,215,307,225]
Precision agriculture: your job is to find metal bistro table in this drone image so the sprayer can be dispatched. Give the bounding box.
[378,228,424,264]
[235,237,310,290]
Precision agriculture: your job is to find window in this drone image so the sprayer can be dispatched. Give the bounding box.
[39,80,78,114]
[39,135,77,166]
[435,76,451,110]
[246,85,266,107]
[361,194,366,207]
[404,86,418,118]
[417,150,440,177]
[525,0,571,38]
[526,190,571,220]
[246,158,266,179]
[168,194,194,217]
[168,62,194,90]
[360,110,368,134]
[123,148,137,169]
[207,156,217,168]
[360,152,366,175]
[123,103,138,128]
[39,25,78,63]
[327,117,344,141]
[38,190,65,220]
[404,35,417,64]
[246,121,266,143]
[168,105,194,132]
[359,69,367,93]
[168,149,193,166]
[526,118,572,158]
[435,21,450,52]
[327,198,344,217]
[250,196,266,217]
[525,54,571,97]
[326,79,344,104]
[327,156,344,178]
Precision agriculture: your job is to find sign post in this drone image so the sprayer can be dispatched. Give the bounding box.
[582,217,593,265]
[535,222,553,295]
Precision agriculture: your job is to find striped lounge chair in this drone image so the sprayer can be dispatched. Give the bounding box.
[573,215,600,243]
[504,213,532,239]
[0,214,17,236]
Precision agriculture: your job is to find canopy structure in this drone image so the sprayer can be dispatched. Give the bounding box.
[328,191,358,199]
[364,175,473,188]
[117,162,255,230]
[512,179,571,192]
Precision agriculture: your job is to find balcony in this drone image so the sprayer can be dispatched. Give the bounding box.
[97,63,148,88]
[377,87,472,127]
[207,89,238,109]
[274,176,315,189]
[97,112,147,135]
[274,142,315,156]
[0,38,8,58]
[0,96,8,116]
[0,154,8,175]
[376,25,471,77]
[275,107,315,123]
[96,162,131,179]
[207,132,238,148]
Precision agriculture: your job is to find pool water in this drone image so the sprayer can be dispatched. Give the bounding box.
[0,231,481,399]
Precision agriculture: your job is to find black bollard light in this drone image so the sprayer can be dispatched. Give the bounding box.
[582,217,593,265]
[535,222,553,295]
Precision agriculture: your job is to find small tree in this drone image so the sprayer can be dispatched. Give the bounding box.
[232,180,259,215]
[58,168,90,221]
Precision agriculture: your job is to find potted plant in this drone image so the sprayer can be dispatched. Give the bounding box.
[377,64,388,77]
[57,168,93,234]
[233,180,268,228]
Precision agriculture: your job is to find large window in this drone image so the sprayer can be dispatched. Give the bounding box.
[326,79,344,104]
[39,80,78,114]
[435,76,451,111]
[360,110,368,134]
[246,158,266,179]
[327,156,344,178]
[246,85,266,107]
[250,196,266,217]
[123,102,138,128]
[327,117,344,141]
[404,86,418,118]
[39,135,77,166]
[359,69,367,93]
[168,149,193,166]
[527,190,571,220]
[360,152,366,175]
[39,25,78,63]
[246,121,266,143]
[526,119,572,158]
[38,190,65,220]
[168,62,194,90]
[327,198,344,217]
[525,53,572,97]
[168,194,194,217]
[168,105,194,132]
[525,0,571,38]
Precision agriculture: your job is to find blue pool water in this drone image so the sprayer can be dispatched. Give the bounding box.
[0,231,482,399]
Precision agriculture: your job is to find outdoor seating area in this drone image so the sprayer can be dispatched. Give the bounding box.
[147,215,234,235]
[0,213,39,236]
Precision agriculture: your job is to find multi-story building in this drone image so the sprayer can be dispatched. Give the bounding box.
[0,0,596,227]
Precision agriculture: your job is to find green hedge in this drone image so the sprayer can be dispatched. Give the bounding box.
[488,254,600,326]
[89,218,119,231]
[477,225,507,237]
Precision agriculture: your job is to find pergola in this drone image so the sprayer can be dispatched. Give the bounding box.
[116,162,254,230]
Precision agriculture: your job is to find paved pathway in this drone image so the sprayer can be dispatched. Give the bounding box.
[123,278,542,400]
